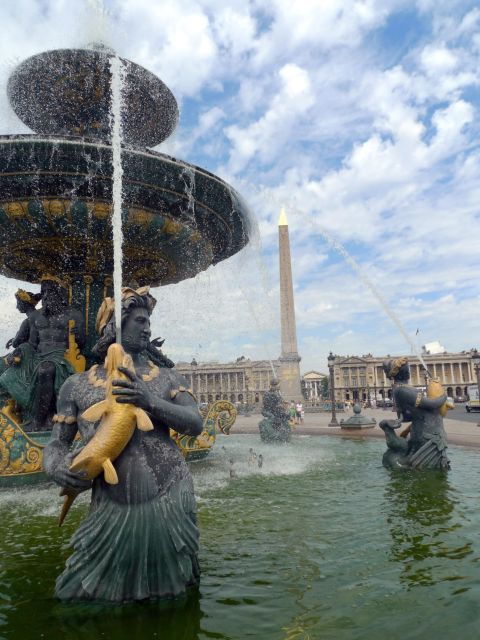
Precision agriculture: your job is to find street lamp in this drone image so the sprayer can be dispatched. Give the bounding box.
[327,352,338,427]
[471,349,480,426]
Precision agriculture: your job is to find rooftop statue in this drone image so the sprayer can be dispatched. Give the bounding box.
[379,357,451,470]
[44,288,202,602]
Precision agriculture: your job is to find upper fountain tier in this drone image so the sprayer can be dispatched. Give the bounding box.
[7,47,179,147]
[0,48,252,290]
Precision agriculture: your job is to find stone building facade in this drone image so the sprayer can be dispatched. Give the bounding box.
[331,352,477,403]
[175,358,281,405]
[302,370,328,403]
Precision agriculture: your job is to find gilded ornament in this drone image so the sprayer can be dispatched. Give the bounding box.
[5,201,27,218]
[92,202,111,219]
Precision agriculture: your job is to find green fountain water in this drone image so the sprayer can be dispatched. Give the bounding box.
[1,435,479,640]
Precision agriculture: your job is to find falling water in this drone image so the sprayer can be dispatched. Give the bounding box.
[109,54,126,343]
[285,202,429,373]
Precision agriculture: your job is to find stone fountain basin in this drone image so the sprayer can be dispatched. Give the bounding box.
[0,135,251,286]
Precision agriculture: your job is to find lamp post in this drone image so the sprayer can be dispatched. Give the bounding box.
[471,349,480,426]
[327,352,338,426]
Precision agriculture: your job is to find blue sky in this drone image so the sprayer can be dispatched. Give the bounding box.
[0,0,479,373]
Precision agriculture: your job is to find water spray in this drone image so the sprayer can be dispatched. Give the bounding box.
[109,54,126,344]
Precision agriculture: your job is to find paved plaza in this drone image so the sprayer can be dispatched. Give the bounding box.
[234,407,480,449]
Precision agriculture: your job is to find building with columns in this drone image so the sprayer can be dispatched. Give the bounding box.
[331,351,477,403]
[175,358,281,405]
[302,370,327,403]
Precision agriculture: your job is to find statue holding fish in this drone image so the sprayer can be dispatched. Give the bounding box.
[43,288,203,602]
[379,356,452,471]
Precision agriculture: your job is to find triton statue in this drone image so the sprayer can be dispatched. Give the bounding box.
[0,277,85,431]
[258,378,291,443]
[379,357,450,470]
[44,288,202,602]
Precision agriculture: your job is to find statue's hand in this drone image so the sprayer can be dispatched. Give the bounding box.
[112,366,153,413]
[379,418,402,431]
[5,338,13,349]
[52,465,92,491]
[6,350,21,366]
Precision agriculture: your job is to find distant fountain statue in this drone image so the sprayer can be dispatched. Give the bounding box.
[379,357,451,470]
[258,379,291,443]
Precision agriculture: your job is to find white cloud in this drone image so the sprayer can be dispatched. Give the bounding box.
[0,0,479,376]
[420,44,458,74]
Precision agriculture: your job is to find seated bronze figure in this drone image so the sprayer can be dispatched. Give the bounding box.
[379,357,450,470]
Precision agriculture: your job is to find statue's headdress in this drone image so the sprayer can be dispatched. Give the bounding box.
[15,289,41,306]
[96,286,156,335]
[383,356,408,379]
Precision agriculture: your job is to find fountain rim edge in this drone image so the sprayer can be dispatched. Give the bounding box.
[0,134,250,202]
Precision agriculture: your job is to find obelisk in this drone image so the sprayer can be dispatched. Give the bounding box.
[278,207,302,401]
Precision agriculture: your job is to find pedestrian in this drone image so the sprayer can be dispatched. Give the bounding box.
[295,401,303,424]
[258,454,263,468]
[289,401,296,425]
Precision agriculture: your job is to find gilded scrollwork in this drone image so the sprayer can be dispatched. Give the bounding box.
[170,400,237,459]
[0,410,44,476]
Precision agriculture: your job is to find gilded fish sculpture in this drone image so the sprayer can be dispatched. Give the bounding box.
[426,377,454,417]
[59,343,153,525]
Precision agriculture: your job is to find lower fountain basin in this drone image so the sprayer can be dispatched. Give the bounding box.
[0,135,252,286]
[1,435,479,638]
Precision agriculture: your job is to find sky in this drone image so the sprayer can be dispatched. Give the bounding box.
[0,0,479,373]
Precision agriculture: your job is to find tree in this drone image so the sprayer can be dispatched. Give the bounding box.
[320,376,329,399]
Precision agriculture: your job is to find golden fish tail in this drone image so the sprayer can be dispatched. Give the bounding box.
[58,487,80,527]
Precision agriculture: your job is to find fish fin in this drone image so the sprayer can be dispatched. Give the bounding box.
[135,408,154,432]
[81,400,107,422]
[58,489,79,527]
[69,457,87,473]
[102,458,119,484]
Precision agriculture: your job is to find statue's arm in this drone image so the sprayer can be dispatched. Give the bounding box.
[10,318,30,349]
[113,367,203,437]
[418,394,447,410]
[396,385,446,412]
[43,375,91,491]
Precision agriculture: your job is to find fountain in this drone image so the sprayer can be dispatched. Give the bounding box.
[340,403,376,429]
[258,378,291,443]
[0,46,250,485]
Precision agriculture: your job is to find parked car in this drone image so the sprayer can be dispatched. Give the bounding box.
[378,399,393,408]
